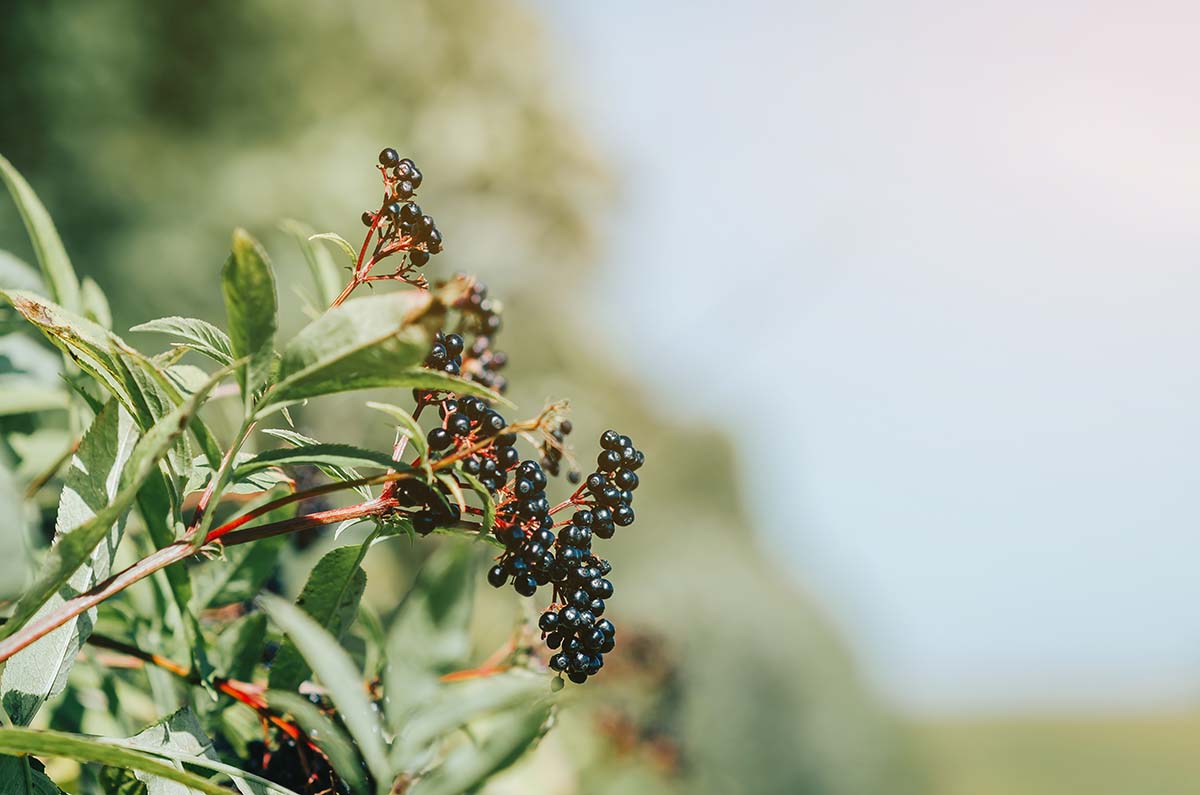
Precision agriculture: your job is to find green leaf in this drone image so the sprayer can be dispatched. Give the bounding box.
[384,542,478,729]
[264,691,367,795]
[281,221,343,309]
[258,596,391,792]
[214,613,268,683]
[260,429,371,500]
[0,154,80,312]
[406,705,551,795]
[235,444,407,478]
[80,277,112,330]
[261,291,440,411]
[130,317,233,366]
[1,402,138,726]
[267,545,368,693]
[0,459,34,603]
[221,230,277,409]
[0,728,231,795]
[98,767,147,795]
[124,708,256,795]
[457,471,496,533]
[307,232,358,264]
[394,672,549,767]
[136,470,213,686]
[193,536,287,609]
[0,250,44,292]
[0,755,64,795]
[0,363,231,643]
[183,453,291,497]
[0,380,68,415]
[364,402,428,461]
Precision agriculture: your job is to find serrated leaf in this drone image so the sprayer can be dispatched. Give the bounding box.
[406,705,551,795]
[0,291,224,468]
[281,221,343,308]
[235,444,407,478]
[222,230,277,410]
[183,453,292,497]
[131,317,233,366]
[125,708,242,795]
[258,596,391,792]
[0,728,231,795]
[260,292,441,411]
[260,428,372,500]
[265,691,366,795]
[1,402,137,726]
[267,545,368,693]
[0,363,231,644]
[0,154,80,312]
[0,755,64,795]
[307,232,358,264]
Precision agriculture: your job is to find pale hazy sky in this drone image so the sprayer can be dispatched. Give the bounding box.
[535,1,1200,712]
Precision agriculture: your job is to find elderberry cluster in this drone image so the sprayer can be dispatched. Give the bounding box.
[425,331,464,376]
[487,459,556,596]
[362,148,443,268]
[541,510,617,683]
[429,396,519,491]
[583,430,643,538]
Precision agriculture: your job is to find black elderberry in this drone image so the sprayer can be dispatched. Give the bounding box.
[586,472,606,492]
[447,414,472,436]
[597,449,622,472]
[550,653,569,672]
[513,574,538,597]
[379,148,400,167]
[615,470,639,490]
[444,333,465,357]
[539,611,559,632]
[427,427,453,450]
[361,211,375,226]
[408,165,423,188]
[613,504,635,526]
[487,565,507,588]
[568,671,588,684]
[600,429,621,450]
[412,512,436,535]
[596,618,615,637]
[396,180,415,200]
[409,250,430,267]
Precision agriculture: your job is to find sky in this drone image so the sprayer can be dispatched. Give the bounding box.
[533,0,1200,713]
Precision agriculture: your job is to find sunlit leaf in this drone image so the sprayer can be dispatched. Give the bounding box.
[221,229,277,410]
[0,154,80,312]
[258,596,391,792]
[267,545,368,693]
[130,317,233,366]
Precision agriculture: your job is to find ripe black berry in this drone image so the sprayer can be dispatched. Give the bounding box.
[379,148,400,167]
[487,565,507,588]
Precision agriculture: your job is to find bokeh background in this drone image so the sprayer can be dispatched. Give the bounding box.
[3,1,1199,792]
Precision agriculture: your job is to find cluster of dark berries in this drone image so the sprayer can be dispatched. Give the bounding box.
[244,737,348,795]
[362,148,443,267]
[392,479,462,536]
[430,396,518,486]
[425,330,465,376]
[542,510,617,682]
[486,459,556,597]
[582,430,643,538]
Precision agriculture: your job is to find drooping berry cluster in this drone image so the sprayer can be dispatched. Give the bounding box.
[429,396,518,489]
[583,430,643,538]
[480,430,645,683]
[360,148,443,273]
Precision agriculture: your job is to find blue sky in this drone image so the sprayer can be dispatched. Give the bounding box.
[533,1,1200,713]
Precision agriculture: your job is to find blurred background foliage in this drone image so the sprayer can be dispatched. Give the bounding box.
[0,1,919,793]
[15,2,1189,795]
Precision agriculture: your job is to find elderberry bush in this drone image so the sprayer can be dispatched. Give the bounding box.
[0,149,650,794]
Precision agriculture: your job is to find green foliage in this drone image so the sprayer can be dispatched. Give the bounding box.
[0,156,565,795]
